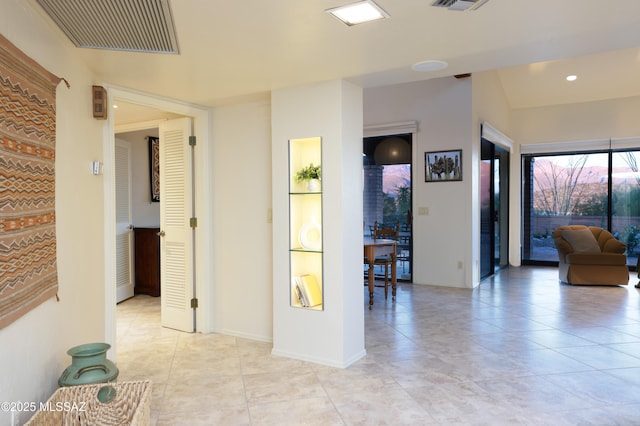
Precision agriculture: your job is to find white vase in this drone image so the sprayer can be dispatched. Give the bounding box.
[306,179,321,192]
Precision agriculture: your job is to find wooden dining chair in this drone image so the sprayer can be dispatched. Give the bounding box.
[397,223,411,273]
[368,221,399,299]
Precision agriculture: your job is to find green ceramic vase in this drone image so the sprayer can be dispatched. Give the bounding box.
[58,342,119,387]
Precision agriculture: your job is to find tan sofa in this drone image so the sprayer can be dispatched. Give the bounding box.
[552,225,628,285]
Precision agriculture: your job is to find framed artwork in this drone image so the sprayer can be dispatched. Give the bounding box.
[425,149,462,182]
[148,136,160,202]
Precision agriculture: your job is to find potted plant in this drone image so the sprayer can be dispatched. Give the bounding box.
[295,163,321,191]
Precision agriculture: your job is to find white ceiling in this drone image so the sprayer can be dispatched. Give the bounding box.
[30,0,640,121]
[112,103,182,129]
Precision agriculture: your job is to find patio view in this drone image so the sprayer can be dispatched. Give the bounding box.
[375,164,411,229]
[363,134,413,282]
[523,150,640,268]
[364,163,412,279]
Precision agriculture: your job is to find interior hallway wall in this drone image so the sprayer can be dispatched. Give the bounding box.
[210,100,273,341]
[0,0,107,423]
[116,129,160,227]
[472,70,519,268]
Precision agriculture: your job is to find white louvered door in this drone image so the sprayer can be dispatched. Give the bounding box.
[159,117,194,332]
[115,140,134,303]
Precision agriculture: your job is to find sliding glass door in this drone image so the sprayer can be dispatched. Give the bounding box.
[522,149,640,268]
[363,134,412,281]
[481,139,509,279]
[612,151,640,268]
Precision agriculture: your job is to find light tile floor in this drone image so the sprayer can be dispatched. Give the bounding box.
[116,266,640,425]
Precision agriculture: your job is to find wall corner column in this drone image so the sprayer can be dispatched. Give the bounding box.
[271,80,365,367]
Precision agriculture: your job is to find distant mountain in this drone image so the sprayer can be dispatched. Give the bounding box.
[534,159,639,190]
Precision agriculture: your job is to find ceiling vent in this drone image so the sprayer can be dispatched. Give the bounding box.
[431,0,489,11]
[35,0,179,54]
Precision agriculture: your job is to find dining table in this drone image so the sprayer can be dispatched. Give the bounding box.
[363,237,397,309]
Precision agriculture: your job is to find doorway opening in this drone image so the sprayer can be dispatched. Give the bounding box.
[114,129,161,304]
[114,119,196,333]
[363,134,412,281]
[480,138,509,279]
[104,87,213,356]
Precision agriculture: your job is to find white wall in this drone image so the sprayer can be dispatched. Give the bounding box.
[472,71,512,138]
[210,101,273,341]
[364,77,475,288]
[472,71,521,267]
[511,96,640,145]
[0,1,105,423]
[115,129,160,227]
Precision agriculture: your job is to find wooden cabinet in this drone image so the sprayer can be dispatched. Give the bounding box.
[134,227,160,297]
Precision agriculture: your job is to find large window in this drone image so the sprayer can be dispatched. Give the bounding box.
[522,149,640,268]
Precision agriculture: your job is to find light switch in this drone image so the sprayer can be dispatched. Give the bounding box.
[91,161,101,175]
[418,207,429,215]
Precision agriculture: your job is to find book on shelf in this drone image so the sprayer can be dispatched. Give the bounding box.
[293,278,308,307]
[294,274,322,307]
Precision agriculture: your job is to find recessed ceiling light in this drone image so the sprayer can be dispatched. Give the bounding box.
[113,104,119,108]
[412,60,449,72]
[566,75,577,81]
[327,0,389,26]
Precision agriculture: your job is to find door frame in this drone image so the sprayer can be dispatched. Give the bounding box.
[102,86,213,357]
[479,122,514,277]
[480,139,510,278]
[364,121,418,282]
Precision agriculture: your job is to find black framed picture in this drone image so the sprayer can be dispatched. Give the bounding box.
[425,149,462,182]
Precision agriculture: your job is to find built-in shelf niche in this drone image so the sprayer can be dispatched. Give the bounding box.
[289,136,323,310]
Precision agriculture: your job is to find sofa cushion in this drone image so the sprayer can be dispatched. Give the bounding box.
[566,252,627,265]
[561,228,601,253]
